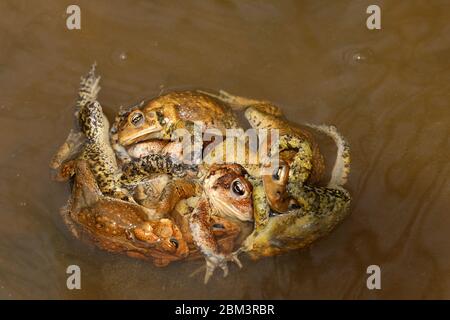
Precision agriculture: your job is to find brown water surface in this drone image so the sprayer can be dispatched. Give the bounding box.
[0,0,449,299]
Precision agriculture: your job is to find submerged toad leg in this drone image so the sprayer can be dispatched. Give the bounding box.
[50,130,86,172]
[189,195,242,284]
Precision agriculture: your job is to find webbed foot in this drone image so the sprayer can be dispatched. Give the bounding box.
[203,251,243,284]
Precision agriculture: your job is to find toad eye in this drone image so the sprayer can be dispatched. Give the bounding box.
[272,166,283,180]
[169,237,179,249]
[272,163,288,181]
[130,111,144,127]
[231,179,247,197]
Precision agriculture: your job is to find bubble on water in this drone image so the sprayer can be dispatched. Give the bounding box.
[111,50,129,65]
[343,47,375,66]
[119,52,127,61]
[353,53,365,62]
[19,202,27,207]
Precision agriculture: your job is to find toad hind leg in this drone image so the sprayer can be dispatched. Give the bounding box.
[189,195,242,284]
[304,124,350,188]
[197,89,283,117]
[51,64,100,175]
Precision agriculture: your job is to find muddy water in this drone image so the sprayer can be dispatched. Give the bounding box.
[0,0,449,299]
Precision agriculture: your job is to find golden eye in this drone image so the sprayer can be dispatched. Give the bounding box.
[231,179,246,197]
[130,111,144,127]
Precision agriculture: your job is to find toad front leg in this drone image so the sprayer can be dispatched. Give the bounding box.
[189,195,242,284]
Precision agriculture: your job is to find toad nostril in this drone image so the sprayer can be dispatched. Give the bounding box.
[169,237,179,249]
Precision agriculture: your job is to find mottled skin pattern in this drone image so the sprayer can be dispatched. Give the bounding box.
[52,66,353,281]
[130,163,253,282]
[241,125,351,259]
[63,160,189,266]
[110,90,241,165]
[200,90,325,183]
[241,178,351,259]
[172,198,242,255]
[115,153,201,219]
[305,124,351,189]
[265,124,351,214]
[189,164,253,283]
[52,66,190,266]
[262,123,351,213]
[200,90,326,215]
[53,65,130,200]
[121,153,198,179]
[114,91,240,144]
[54,67,199,206]
[77,101,125,197]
